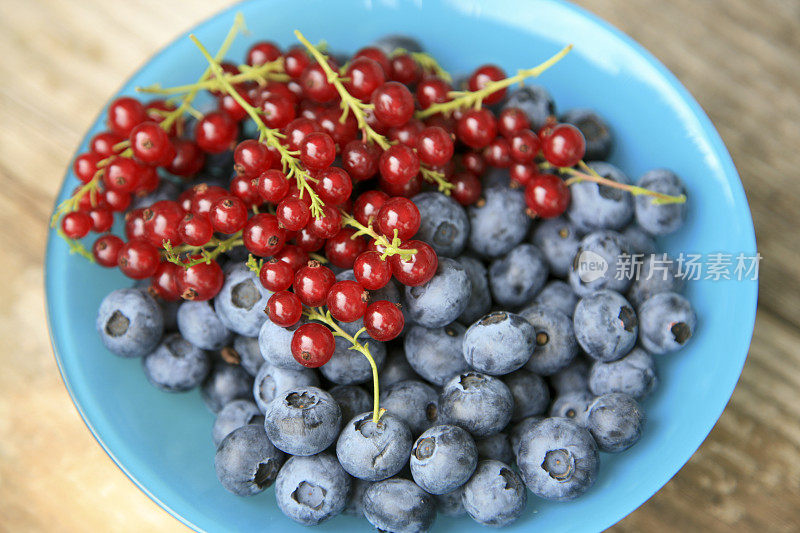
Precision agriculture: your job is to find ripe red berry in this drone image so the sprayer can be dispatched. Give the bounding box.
[151,262,181,301]
[261,94,296,129]
[107,97,146,136]
[456,109,497,149]
[90,131,125,158]
[416,126,454,167]
[345,57,386,100]
[256,169,290,203]
[61,211,92,239]
[482,137,512,168]
[364,300,405,341]
[234,140,272,178]
[88,207,114,233]
[243,213,286,257]
[509,162,538,187]
[389,240,438,286]
[247,41,281,66]
[509,130,541,164]
[379,173,422,198]
[218,91,249,122]
[342,141,381,182]
[230,174,262,208]
[291,323,335,368]
[190,184,228,221]
[468,64,506,105]
[450,171,482,206]
[379,144,420,185]
[376,197,421,241]
[325,228,367,269]
[144,100,180,136]
[103,156,142,193]
[142,200,185,248]
[300,62,338,103]
[266,290,303,327]
[354,251,392,290]
[178,212,214,246]
[306,205,342,239]
[541,123,586,168]
[317,108,358,148]
[92,234,124,267]
[387,120,424,148]
[73,152,102,183]
[416,79,451,110]
[210,196,248,234]
[314,167,353,206]
[326,280,369,322]
[524,173,571,218]
[136,166,160,194]
[299,131,336,171]
[129,121,171,165]
[284,47,310,78]
[273,244,309,273]
[177,259,224,301]
[498,107,531,138]
[371,82,415,127]
[461,152,486,176]
[277,197,311,231]
[295,227,325,252]
[125,209,146,240]
[167,139,205,177]
[195,111,238,153]
[117,239,160,279]
[259,258,295,292]
[389,53,421,85]
[283,117,321,151]
[104,189,131,212]
[354,47,391,75]
[294,260,336,307]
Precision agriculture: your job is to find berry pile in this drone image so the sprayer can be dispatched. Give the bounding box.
[75,16,693,532]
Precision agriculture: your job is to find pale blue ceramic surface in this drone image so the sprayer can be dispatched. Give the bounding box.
[45,0,758,531]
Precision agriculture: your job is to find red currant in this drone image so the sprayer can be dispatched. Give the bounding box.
[345,57,386,100]
[363,300,405,341]
[342,141,381,182]
[104,189,131,212]
[88,207,114,233]
[291,323,335,368]
[482,137,512,168]
[294,260,336,306]
[379,173,422,198]
[259,258,295,292]
[283,117,321,151]
[103,156,142,193]
[210,196,248,234]
[92,234,124,267]
[524,173,571,218]
[124,209,146,240]
[129,121,171,165]
[284,47,310,78]
[317,108,358,148]
[498,107,531,138]
[266,290,303,327]
[416,126,454,166]
[151,261,181,301]
[354,251,392,290]
[461,152,486,176]
[273,244,309,272]
[376,197,420,241]
[387,119,424,148]
[217,91,249,122]
[195,111,238,153]
[277,197,311,231]
[468,64,506,105]
[509,130,540,164]
[90,131,124,157]
[306,205,342,239]
[73,152,102,183]
[261,94,296,129]
[145,100,180,136]
[416,79,451,110]
[167,139,205,177]
[325,228,367,269]
[142,200,184,248]
[450,171,482,206]
[178,212,214,246]
[247,41,281,66]
[177,258,224,301]
[326,280,369,322]
[256,169,290,203]
[314,167,352,206]
[234,140,272,178]
[389,240,438,286]
[541,124,586,168]
[379,144,419,185]
[117,239,160,279]
[230,174,262,208]
[295,227,325,252]
[390,53,421,85]
[107,97,146,136]
[300,62,338,103]
[190,184,228,221]
[243,213,286,257]
[510,162,538,187]
[352,191,388,227]
[371,82,414,127]
[61,211,92,239]
[354,47,391,75]
[136,166,160,194]
[299,131,336,171]
[456,109,497,149]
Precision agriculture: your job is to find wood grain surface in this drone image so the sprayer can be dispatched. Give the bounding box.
[0,0,798,531]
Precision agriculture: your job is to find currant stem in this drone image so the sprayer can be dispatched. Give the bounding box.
[419,166,454,193]
[294,30,391,150]
[392,48,452,83]
[415,44,573,119]
[56,228,95,261]
[339,210,417,260]
[553,161,687,205]
[245,254,263,275]
[162,232,244,268]
[189,33,325,218]
[304,307,385,424]
[136,58,287,96]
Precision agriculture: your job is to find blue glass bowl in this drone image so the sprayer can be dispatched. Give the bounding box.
[45,0,757,531]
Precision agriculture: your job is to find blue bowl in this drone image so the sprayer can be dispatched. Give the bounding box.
[45,0,758,531]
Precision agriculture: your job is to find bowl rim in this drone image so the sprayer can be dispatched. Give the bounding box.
[45,0,758,531]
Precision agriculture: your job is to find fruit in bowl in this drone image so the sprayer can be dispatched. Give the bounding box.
[46,1,757,532]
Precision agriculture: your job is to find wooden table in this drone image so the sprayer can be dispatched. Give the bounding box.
[1,0,797,530]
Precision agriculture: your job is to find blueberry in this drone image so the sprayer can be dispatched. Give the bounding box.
[253,363,319,413]
[509,416,543,458]
[517,417,599,501]
[475,433,514,464]
[264,386,342,456]
[201,361,254,413]
[379,380,439,436]
[488,244,548,308]
[363,478,437,533]
[621,224,657,255]
[468,186,531,258]
[560,108,613,161]
[589,347,657,399]
[410,424,478,494]
[258,317,307,370]
[573,290,638,362]
[569,230,633,296]
[329,385,371,425]
[482,167,511,189]
[411,192,469,257]
[566,162,633,232]
[404,323,470,386]
[343,477,372,516]
[214,262,273,337]
[503,369,550,421]
[404,257,470,328]
[503,86,555,130]
[439,372,513,438]
[462,459,527,527]
[638,291,696,354]
[275,452,350,525]
[214,424,284,496]
[379,346,420,387]
[455,255,492,324]
[373,34,424,55]
[435,487,466,517]
[337,412,413,481]
[213,399,263,447]
[518,305,579,375]
[177,300,232,351]
[130,180,181,210]
[320,334,386,385]
[531,218,584,278]
[627,253,686,308]
[142,333,211,392]
[232,335,263,377]
[549,391,594,426]
[549,356,591,395]
[96,289,163,358]
[634,169,687,235]
[587,393,646,452]
[533,280,579,317]
[463,312,535,375]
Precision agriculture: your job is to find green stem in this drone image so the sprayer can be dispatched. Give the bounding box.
[136,58,287,96]
[56,228,95,261]
[554,161,687,205]
[162,232,244,268]
[339,211,417,260]
[420,166,454,193]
